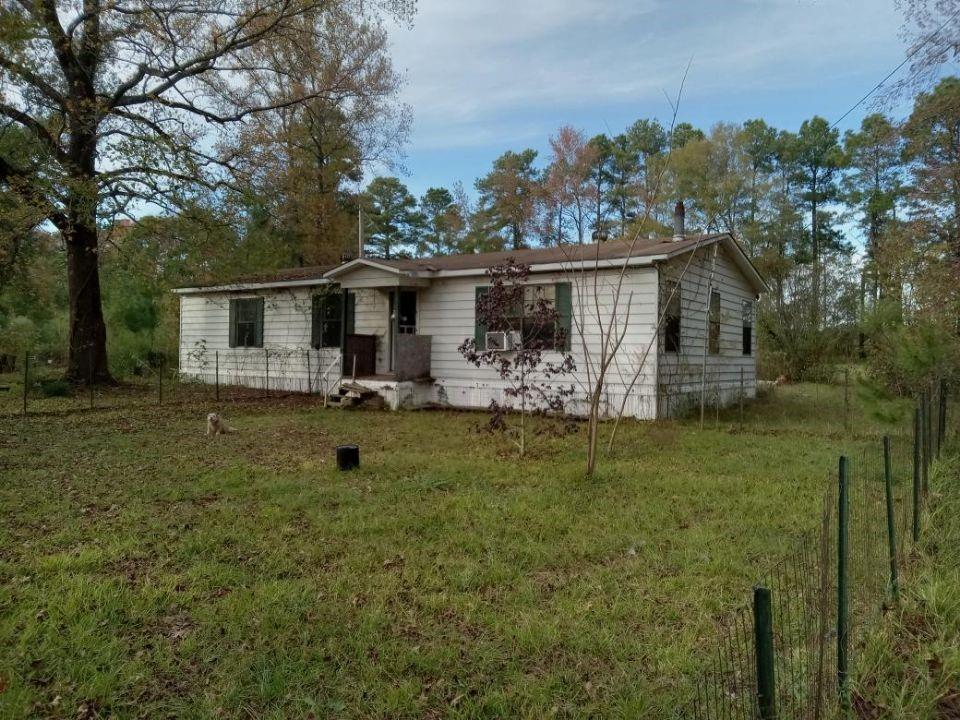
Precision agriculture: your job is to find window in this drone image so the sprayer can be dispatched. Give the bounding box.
[661,280,681,353]
[312,292,343,349]
[742,300,754,356]
[474,282,572,351]
[708,289,721,355]
[229,297,263,348]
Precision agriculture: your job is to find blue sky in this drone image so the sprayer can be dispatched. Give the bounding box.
[384,0,918,198]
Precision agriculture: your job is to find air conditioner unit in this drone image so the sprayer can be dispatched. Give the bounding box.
[485,331,508,351]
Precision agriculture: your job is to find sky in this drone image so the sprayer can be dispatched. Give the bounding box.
[383,0,917,199]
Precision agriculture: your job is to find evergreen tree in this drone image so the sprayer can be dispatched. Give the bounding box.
[362,177,419,259]
[791,116,845,325]
[418,187,464,257]
[474,149,540,251]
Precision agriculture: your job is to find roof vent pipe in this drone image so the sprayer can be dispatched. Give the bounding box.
[673,201,685,241]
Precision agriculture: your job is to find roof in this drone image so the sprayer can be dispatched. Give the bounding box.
[332,235,717,273]
[175,263,338,292]
[174,233,768,294]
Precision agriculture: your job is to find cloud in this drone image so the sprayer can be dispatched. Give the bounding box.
[387,0,905,152]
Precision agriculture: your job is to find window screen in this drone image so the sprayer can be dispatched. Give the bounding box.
[708,289,721,355]
[661,280,681,353]
[742,300,754,356]
[312,292,343,349]
[229,298,263,348]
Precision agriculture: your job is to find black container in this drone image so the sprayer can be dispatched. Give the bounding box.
[336,444,360,471]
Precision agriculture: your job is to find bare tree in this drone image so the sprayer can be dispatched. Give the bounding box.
[0,0,413,382]
[561,64,691,477]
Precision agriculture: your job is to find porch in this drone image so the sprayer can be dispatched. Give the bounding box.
[326,259,437,404]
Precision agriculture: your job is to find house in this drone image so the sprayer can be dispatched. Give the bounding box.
[174,208,767,419]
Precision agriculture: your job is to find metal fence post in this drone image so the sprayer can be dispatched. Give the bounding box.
[753,585,776,720]
[837,455,850,710]
[921,393,929,496]
[265,348,269,396]
[88,345,94,410]
[883,436,899,602]
[22,352,29,417]
[913,407,922,543]
[844,367,850,432]
[739,367,745,431]
[306,350,312,395]
[938,380,947,457]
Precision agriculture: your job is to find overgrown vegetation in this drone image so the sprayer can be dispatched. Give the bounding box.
[0,382,902,717]
[853,450,960,718]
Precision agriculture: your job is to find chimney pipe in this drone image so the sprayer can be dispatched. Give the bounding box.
[673,201,685,241]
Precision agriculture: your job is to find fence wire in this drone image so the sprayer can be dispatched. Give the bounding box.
[5,348,342,418]
[687,382,951,720]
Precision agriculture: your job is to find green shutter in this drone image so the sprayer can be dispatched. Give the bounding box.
[228,299,238,348]
[311,295,322,349]
[254,297,264,347]
[474,286,489,349]
[555,282,572,351]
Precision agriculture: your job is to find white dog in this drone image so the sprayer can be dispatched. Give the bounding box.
[206,412,235,436]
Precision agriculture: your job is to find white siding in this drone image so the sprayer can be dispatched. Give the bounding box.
[178,288,341,394]
[177,248,762,420]
[656,244,759,417]
[418,267,660,419]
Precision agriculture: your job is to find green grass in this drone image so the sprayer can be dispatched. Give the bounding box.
[851,449,960,719]
[0,380,907,718]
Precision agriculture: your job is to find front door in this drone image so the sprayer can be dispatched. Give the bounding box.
[389,289,417,372]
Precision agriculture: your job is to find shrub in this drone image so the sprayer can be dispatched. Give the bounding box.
[38,378,71,397]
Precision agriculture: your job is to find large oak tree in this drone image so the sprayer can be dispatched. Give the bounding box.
[0,0,412,382]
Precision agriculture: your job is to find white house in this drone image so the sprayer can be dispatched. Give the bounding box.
[174,220,767,419]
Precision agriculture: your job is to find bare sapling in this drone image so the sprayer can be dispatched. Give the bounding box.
[458,261,576,456]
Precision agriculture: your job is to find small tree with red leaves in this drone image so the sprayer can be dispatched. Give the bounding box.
[458,260,576,455]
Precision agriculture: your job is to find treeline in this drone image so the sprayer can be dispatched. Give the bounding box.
[2,59,959,388]
[355,79,960,387]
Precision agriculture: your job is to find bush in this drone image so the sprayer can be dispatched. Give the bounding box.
[38,378,71,397]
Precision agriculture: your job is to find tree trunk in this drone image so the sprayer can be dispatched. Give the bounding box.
[65,215,111,384]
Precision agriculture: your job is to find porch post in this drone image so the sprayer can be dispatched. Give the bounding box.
[391,288,400,373]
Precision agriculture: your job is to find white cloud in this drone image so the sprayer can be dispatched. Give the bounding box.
[387,0,905,151]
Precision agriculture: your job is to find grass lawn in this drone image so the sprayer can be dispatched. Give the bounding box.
[0,380,907,718]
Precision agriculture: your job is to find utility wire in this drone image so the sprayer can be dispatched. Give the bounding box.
[831,5,960,129]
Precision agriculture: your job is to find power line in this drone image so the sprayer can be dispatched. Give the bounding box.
[831,5,960,129]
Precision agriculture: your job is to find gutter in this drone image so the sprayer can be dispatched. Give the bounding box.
[173,277,332,295]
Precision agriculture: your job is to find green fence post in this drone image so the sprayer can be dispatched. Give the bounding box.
[215,350,220,402]
[306,349,312,395]
[883,436,899,602]
[921,393,929,496]
[913,407,922,543]
[88,345,94,410]
[837,455,850,711]
[753,585,777,720]
[265,348,269,397]
[739,367,745,431]
[939,380,947,455]
[22,352,29,418]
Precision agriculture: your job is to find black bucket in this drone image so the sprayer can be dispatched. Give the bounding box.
[336,444,360,471]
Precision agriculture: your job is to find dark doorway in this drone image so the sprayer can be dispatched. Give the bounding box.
[398,290,417,334]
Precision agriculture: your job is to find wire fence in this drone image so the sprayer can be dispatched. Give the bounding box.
[686,380,951,720]
[3,348,344,418]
